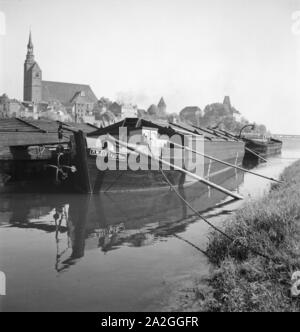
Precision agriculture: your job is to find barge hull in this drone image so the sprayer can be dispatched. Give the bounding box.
[73,140,245,193]
[244,138,283,159]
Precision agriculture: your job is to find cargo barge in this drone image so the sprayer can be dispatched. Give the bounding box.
[243,137,283,159]
[0,118,97,193]
[69,118,245,195]
[206,127,283,162]
[0,118,246,196]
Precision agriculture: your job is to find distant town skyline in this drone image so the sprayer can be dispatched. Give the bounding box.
[0,0,300,134]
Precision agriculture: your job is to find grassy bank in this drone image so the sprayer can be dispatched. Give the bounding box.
[200,160,300,312]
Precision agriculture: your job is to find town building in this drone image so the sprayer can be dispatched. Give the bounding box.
[23,32,98,123]
[0,94,25,118]
[121,104,138,118]
[147,104,158,115]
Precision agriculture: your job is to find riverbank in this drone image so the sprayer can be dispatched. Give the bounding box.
[196,160,300,312]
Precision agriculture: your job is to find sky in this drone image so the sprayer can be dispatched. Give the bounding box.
[0,0,300,134]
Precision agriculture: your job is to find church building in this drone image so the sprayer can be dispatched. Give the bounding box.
[23,32,98,121]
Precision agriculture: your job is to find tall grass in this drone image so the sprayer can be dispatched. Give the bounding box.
[201,160,300,312]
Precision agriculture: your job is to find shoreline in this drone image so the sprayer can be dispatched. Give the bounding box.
[167,160,300,312]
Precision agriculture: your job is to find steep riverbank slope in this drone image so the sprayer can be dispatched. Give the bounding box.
[199,160,300,311]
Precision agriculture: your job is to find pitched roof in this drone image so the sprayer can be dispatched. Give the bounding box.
[0,132,69,147]
[87,117,231,142]
[62,122,99,134]
[0,118,41,133]
[42,81,98,105]
[0,118,70,147]
[69,91,93,104]
[0,118,98,137]
[223,96,231,108]
[147,104,158,115]
[157,97,166,108]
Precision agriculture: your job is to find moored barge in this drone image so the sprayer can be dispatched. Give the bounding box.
[0,118,246,195]
[205,127,283,162]
[243,137,283,160]
[69,118,246,194]
[0,118,98,193]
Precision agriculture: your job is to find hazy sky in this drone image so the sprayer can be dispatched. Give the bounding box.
[0,0,300,134]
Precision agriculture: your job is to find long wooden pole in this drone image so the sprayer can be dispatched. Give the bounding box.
[107,135,244,200]
[170,141,282,184]
[244,147,268,162]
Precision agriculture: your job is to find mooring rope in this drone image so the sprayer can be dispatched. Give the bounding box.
[173,234,210,258]
[157,165,274,262]
[170,140,282,184]
[110,139,276,262]
[142,143,275,263]
[108,135,243,200]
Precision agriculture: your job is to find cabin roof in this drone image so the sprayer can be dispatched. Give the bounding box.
[0,118,43,133]
[87,117,232,141]
[0,132,70,147]
[61,122,99,134]
[0,118,99,147]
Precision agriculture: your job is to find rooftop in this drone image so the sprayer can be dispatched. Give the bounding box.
[42,81,98,106]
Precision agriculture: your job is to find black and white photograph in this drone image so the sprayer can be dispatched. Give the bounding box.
[1,0,300,315]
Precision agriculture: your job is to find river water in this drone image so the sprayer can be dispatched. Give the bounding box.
[1,138,300,312]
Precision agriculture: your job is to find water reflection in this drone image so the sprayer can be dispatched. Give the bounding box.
[0,168,245,273]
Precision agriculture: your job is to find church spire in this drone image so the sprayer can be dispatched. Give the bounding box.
[27,30,33,49]
[23,30,42,103]
[26,30,34,63]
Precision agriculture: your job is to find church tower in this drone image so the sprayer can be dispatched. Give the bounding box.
[23,31,42,103]
[157,97,167,117]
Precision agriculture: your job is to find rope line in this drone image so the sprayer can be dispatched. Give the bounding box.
[143,143,275,263]
[158,165,274,262]
[173,234,210,258]
[110,138,276,262]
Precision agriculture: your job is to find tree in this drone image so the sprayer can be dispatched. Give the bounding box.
[193,102,269,134]
[97,97,112,112]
